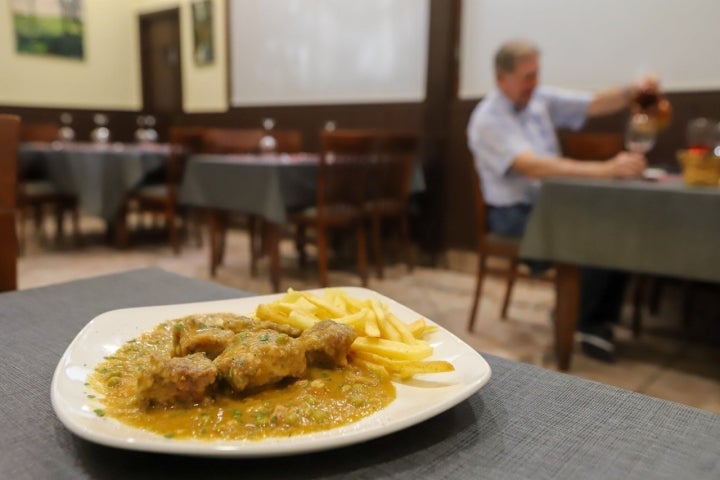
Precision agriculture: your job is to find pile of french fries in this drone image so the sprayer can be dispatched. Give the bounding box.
[254,288,454,380]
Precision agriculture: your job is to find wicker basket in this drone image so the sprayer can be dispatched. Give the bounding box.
[677,150,720,186]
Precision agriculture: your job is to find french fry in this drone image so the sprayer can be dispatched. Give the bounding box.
[368,299,402,342]
[255,304,289,325]
[386,312,417,344]
[334,309,368,328]
[287,310,319,330]
[364,309,381,338]
[351,357,390,379]
[352,337,432,361]
[353,351,454,378]
[253,288,453,382]
[300,292,346,318]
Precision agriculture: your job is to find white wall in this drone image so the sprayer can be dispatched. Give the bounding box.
[228,0,430,106]
[0,1,141,110]
[459,0,720,99]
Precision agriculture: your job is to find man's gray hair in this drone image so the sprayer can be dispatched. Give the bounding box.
[494,40,540,74]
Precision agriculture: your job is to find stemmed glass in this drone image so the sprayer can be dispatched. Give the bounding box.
[625,113,656,154]
[91,114,111,143]
[59,112,75,141]
[259,117,277,152]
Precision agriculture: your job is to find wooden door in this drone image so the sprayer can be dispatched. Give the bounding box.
[139,9,183,114]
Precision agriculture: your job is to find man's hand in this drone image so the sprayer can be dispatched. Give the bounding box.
[606,151,647,178]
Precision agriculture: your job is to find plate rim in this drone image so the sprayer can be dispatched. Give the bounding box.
[51,287,491,457]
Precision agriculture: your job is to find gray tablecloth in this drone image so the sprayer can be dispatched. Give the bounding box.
[520,178,720,282]
[1,268,718,479]
[180,153,426,224]
[179,154,319,224]
[19,142,167,221]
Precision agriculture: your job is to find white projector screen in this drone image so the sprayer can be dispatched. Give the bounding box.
[459,0,720,99]
[229,0,429,106]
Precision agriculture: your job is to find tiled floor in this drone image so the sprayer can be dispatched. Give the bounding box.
[16,217,720,414]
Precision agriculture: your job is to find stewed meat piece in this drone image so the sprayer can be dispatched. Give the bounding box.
[136,353,217,407]
[299,320,357,367]
[223,316,302,338]
[213,329,307,393]
[172,314,235,359]
[172,314,302,360]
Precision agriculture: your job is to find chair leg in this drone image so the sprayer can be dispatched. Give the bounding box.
[70,203,81,246]
[208,210,221,277]
[468,254,488,332]
[53,205,65,245]
[356,222,369,287]
[371,214,384,279]
[167,205,180,256]
[16,207,26,255]
[113,204,129,249]
[248,215,259,276]
[649,277,664,315]
[631,275,645,338]
[295,224,307,269]
[316,225,329,287]
[500,259,518,320]
[400,213,413,273]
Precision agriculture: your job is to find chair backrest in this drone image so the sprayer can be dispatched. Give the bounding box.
[169,126,206,153]
[373,132,418,204]
[272,130,303,153]
[559,131,624,160]
[318,130,376,211]
[20,122,59,142]
[200,128,265,154]
[0,114,20,292]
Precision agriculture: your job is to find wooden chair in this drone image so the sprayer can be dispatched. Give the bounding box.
[0,115,20,292]
[17,122,80,252]
[125,145,189,254]
[467,167,554,331]
[201,128,265,154]
[290,130,372,287]
[559,131,624,160]
[368,132,418,279]
[192,127,304,276]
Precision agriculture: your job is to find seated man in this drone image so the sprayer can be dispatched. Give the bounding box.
[467,39,655,362]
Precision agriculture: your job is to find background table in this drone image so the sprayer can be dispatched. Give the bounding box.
[520,178,720,370]
[180,153,425,289]
[1,268,718,479]
[19,142,170,222]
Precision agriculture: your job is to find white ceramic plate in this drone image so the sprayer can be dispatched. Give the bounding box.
[51,287,491,457]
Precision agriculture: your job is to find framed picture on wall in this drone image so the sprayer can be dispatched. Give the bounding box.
[192,0,214,66]
[10,0,84,60]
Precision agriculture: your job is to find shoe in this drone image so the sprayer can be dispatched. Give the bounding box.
[576,325,616,363]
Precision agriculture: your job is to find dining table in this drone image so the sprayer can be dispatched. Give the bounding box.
[1,268,718,479]
[179,153,425,290]
[18,141,173,245]
[519,176,720,371]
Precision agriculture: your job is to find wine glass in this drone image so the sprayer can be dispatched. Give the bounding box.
[625,113,656,154]
[59,112,75,141]
[91,114,111,143]
[259,118,277,152]
[144,115,158,143]
[134,115,147,142]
